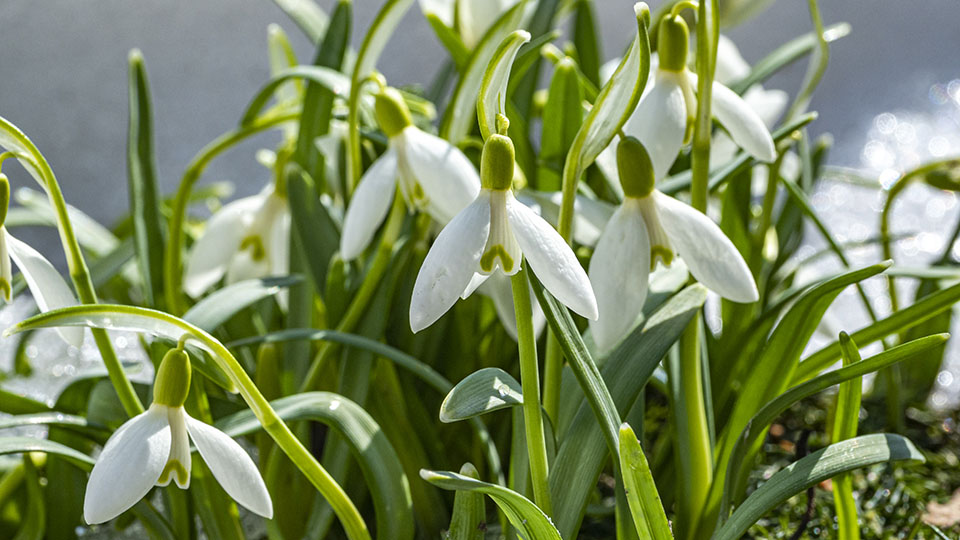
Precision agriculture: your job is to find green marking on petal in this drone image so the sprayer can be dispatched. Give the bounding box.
[480,245,514,273]
[158,459,189,488]
[239,235,266,261]
[650,246,674,269]
[0,278,9,303]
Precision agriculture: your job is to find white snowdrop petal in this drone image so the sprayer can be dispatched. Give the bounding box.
[588,201,651,352]
[401,128,480,224]
[419,0,455,27]
[711,81,777,162]
[410,193,491,332]
[654,191,758,302]
[622,71,687,180]
[743,86,789,128]
[340,148,399,260]
[461,272,490,300]
[478,272,545,341]
[5,230,83,347]
[157,407,192,489]
[715,34,751,85]
[185,414,273,518]
[84,406,171,524]
[183,194,264,298]
[458,0,517,48]
[505,195,598,320]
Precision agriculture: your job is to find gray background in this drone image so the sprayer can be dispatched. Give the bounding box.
[0,0,957,229]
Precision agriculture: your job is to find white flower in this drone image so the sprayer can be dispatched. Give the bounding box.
[418,0,521,49]
[588,137,757,351]
[83,348,272,524]
[340,87,480,261]
[470,272,546,340]
[410,133,597,333]
[598,16,777,186]
[183,183,290,298]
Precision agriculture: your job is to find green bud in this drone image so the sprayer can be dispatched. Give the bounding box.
[657,15,689,72]
[153,347,192,407]
[480,134,515,191]
[0,174,9,228]
[374,87,413,138]
[617,136,656,198]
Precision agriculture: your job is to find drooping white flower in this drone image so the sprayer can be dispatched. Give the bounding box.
[418,0,521,49]
[0,175,82,346]
[83,347,272,524]
[589,137,757,351]
[598,15,777,186]
[183,183,290,298]
[410,131,597,333]
[340,87,480,261]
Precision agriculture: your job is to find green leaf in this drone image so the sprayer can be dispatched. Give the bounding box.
[572,0,602,86]
[718,333,947,520]
[424,13,470,69]
[446,463,486,540]
[182,276,301,332]
[477,30,531,140]
[13,457,45,540]
[439,368,523,422]
[831,332,863,540]
[550,285,706,539]
[126,51,167,309]
[794,281,960,382]
[12,187,120,257]
[714,434,924,540]
[0,437,94,469]
[421,469,562,540]
[538,56,583,191]
[618,424,672,540]
[240,65,350,126]
[0,412,97,432]
[270,0,329,44]
[440,1,530,144]
[216,392,414,540]
[286,167,340,291]
[561,3,650,186]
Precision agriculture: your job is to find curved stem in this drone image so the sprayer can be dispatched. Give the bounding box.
[511,269,553,515]
[300,191,407,392]
[163,112,299,315]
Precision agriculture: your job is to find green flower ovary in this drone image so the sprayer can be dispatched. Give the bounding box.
[375,87,414,138]
[153,347,192,407]
[617,136,656,198]
[657,14,689,72]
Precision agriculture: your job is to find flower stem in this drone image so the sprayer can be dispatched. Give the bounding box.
[542,338,562,423]
[163,112,299,315]
[510,268,553,515]
[300,191,407,392]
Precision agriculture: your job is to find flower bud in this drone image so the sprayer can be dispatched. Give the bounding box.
[657,14,689,72]
[374,87,413,138]
[480,134,515,191]
[153,346,192,407]
[617,136,656,198]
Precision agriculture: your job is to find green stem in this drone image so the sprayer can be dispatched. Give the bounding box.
[675,316,713,540]
[163,112,299,315]
[510,269,553,515]
[542,338,562,423]
[300,191,407,392]
[690,0,718,212]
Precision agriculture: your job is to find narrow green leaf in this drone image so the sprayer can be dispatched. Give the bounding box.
[0,412,98,433]
[572,0,602,86]
[538,57,583,191]
[439,368,523,423]
[714,434,924,540]
[270,0,329,44]
[240,65,350,126]
[618,424,673,540]
[182,276,301,331]
[477,30,531,140]
[440,1,530,144]
[126,50,166,309]
[0,437,94,469]
[286,167,340,291]
[424,13,470,69]
[13,187,120,257]
[13,457,45,540]
[421,469,562,540]
[216,392,414,540]
[831,332,863,540]
[446,463,486,540]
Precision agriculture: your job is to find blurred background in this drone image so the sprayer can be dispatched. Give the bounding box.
[1,0,960,404]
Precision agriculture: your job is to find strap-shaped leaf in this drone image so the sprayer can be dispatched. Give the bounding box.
[421,469,562,540]
[270,0,329,44]
[182,276,302,331]
[241,65,351,126]
[714,434,924,540]
[618,423,673,540]
[0,437,94,469]
[477,30,531,140]
[440,368,523,422]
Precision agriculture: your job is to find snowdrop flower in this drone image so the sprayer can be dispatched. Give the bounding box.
[183,183,290,298]
[0,174,82,346]
[609,15,776,182]
[340,87,480,260]
[588,137,757,351]
[410,124,597,332]
[419,0,521,49]
[83,346,272,524]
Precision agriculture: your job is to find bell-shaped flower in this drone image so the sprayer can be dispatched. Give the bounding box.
[410,129,597,333]
[418,0,521,49]
[83,347,272,524]
[602,15,776,185]
[588,138,758,351]
[183,183,290,298]
[340,87,480,261]
[0,174,82,346]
